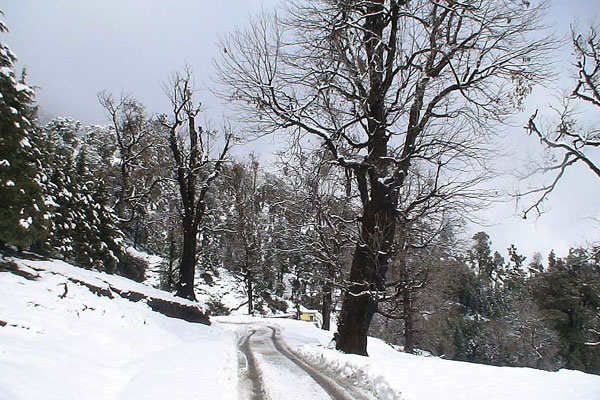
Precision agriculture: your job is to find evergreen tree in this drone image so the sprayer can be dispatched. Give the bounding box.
[469,232,494,285]
[0,13,46,249]
[533,247,600,373]
[70,147,123,272]
[547,249,557,270]
[505,244,527,289]
[41,118,124,272]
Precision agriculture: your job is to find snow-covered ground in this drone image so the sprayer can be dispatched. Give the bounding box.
[143,252,297,318]
[216,315,600,400]
[141,251,262,316]
[195,267,252,315]
[2,256,600,400]
[0,256,237,400]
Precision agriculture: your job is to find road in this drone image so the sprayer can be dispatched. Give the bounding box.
[236,325,372,400]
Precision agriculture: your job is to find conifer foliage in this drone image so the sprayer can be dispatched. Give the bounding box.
[41,117,124,272]
[0,13,46,249]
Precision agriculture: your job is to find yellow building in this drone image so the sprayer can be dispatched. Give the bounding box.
[299,309,319,323]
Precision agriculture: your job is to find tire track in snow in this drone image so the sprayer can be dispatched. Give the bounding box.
[239,329,266,400]
[235,323,372,400]
[266,326,372,400]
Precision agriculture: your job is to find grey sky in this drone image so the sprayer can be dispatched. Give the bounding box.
[2,0,280,123]
[2,0,599,260]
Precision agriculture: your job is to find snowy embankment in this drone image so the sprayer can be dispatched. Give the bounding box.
[216,316,600,400]
[0,256,237,400]
[3,255,599,400]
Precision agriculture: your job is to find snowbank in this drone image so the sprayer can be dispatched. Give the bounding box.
[0,256,237,400]
[3,257,599,400]
[216,315,600,400]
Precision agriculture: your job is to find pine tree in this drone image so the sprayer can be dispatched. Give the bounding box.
[0,13,46,249]
[533,247,600,373]
[70,146,123,272]
[41,118,124,272]
[469,232,494,285]
[506,244,527,287]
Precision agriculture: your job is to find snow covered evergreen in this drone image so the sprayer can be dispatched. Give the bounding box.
[0,13,45,249]
[40,117,124,272]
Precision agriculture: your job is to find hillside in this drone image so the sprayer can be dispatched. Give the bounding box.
[137,247,294,318]
[0,255,237,400]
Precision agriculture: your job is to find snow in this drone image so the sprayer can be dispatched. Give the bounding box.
[243,326,331,400]
[19,137,31,148]
[2,256,600,400]
[216,316,600,400]
[18,217,33,229]
[0,257,237,400]
[15,83,33,93]
[195,267,250,314]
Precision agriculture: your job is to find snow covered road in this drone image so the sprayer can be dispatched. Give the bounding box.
[235,324,371,400]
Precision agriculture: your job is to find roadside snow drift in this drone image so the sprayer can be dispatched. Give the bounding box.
[216,316,600,400]
[0,256,237,400]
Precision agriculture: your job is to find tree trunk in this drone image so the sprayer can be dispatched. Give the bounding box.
[133,219,139,249]
[336,188,397,355]
[167,227,176,289]
[403,288,414,354]
[322,280,332,331]
[175,222,197,301]
[246,270,254,314]
[335,0,400,355]
[336,282,377,355]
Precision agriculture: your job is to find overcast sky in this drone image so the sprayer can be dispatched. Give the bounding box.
[2,0,599,261]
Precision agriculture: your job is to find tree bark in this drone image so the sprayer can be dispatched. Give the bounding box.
[322,280,332,331]
[175,220,197,300]
[337,189,397,354]
[403,287,414,354]
[167,226,176,289]
[246,270,254,314]
[336,285,377,355]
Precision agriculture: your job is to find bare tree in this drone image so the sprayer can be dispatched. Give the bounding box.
[221,158,267,314]
[377,167,474,354]
[280,149,357,330]
[159,70,231,300]
[522,23,600,217]
[218,0,554,354]
[98,92,161,224]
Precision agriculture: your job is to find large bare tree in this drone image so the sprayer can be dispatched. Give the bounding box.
[160,70,231,300]
[218,0,554,354]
